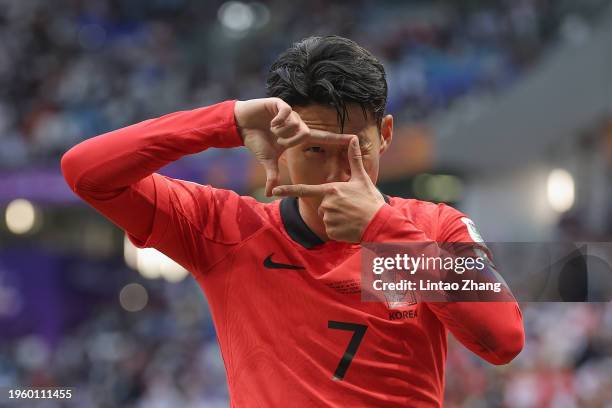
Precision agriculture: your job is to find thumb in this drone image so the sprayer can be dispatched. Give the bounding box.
[262,158,280,197]
[348,137,367,180]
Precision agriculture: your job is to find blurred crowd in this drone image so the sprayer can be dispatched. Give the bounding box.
[0,276,231,408]
[447,303,612,408]
[1,0,607,168]
[2,0,612,407]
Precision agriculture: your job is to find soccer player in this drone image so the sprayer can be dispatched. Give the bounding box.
[61,36,524,407]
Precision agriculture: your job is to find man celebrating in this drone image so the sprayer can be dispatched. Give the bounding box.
[61,36,523,407]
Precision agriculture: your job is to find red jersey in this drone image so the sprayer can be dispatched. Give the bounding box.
[61,100,524,407]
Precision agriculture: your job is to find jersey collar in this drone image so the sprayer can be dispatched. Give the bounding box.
[279,194,391,249]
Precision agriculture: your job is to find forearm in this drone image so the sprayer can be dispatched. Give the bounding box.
[61,100,242,198]
[428,301,524,365]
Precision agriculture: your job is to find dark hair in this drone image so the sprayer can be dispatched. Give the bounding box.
[266,35,387,131]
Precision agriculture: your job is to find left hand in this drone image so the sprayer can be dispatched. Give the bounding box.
[272,137,386,243]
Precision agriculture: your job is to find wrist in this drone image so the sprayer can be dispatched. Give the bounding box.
[233,100,246,142]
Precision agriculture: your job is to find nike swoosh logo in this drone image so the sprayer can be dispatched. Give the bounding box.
[263,254,305,270]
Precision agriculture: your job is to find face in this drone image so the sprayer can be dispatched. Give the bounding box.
[282,103,393,212]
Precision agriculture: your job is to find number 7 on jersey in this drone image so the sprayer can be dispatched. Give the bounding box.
[328,321,368,381]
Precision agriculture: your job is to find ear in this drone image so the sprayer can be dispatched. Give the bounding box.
[379,114,393,155]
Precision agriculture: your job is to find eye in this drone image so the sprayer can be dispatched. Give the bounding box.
[305,146,325,154]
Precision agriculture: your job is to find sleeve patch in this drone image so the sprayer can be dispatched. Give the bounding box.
[460,217,484,243]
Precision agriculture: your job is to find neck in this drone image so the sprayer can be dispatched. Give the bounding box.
[298,198,329,242]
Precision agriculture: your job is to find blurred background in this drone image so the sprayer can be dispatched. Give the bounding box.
[1,0,612,406]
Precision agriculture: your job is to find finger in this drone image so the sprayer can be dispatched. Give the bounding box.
[261,159,280,197]
[277,128,357,148]
[348,137,367,179]
[272,111,302,140]
[317,199,333,219]
[270,99,292,127]
[317,205,325,219]
[308,129,356,145]
[272,183,333,197]
[276,122,310,147]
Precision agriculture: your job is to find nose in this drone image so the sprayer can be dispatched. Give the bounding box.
[326,154,351,183]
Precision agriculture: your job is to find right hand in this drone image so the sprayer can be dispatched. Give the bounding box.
[234,98,355,196]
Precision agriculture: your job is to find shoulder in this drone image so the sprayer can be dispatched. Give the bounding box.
[388,196,482,243]
[160,175,278,238]
[388,196,440,217]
